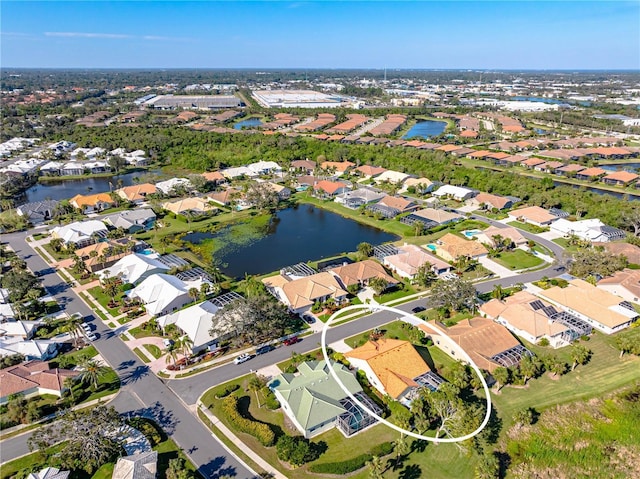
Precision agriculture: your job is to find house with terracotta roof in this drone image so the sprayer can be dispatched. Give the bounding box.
[116,183,157,204]
[162,197,218,216]
[269,360,381,438]
[598,269,640,305]
[376,195,417,213]
[0,360,79,404]
[206,188,244,206]
[467,150,492,160]
[290,159,316,175]
[320,161,354,175]
[460,130,478,139]
[479,291,590,348]
[602,170,639,186]
[469,193,513,211]
[520,157,546,169]
[201,171,226,185]
[534,161,565,173]
[354,165,387,179]
[508,206,557,227]
[556,163,586,176]
[419,318,529,373]
[69,193,114,214]
[382,244,452,279]
[475,226,527,249]
[402,208,463,227]
[75,240,130,273]
[313,180,350,198]
[575,167,607,181]
[330,260,398,292]
[262,272,348,314]
[594,242,640,265]
[345,339,443,405]
[538,279,638,334]
[434,233,488,263]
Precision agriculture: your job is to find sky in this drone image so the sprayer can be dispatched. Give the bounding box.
[2,1,639,70]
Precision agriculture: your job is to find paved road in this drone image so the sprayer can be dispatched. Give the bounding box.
[1,217,565,472]
[0,230,257,479]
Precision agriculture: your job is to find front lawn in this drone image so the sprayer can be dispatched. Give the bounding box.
[144,343,163,359]
[491,249,544,270]
[552,237,581,253]
[87,286,121,316]
[506,220,549,234]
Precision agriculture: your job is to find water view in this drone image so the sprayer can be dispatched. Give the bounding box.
[601,163,640,173]
[402,120,447,139]
[22,170,162,204]
[234,118,263,130]
[183,204,399,277]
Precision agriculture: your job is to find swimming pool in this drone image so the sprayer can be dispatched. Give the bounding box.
[463,230,482,238]
[425,244,437,252]
[140,249,155,255]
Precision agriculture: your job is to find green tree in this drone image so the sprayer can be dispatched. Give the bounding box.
[393,433,410,468]
[248,374,267,408]
[366,455,384,479]
[188,287,199,304]
[78,358,108,390]
[430,277,477,313]
[570,344,592,370]
[369,276,389,296]
[475,452,500,479]
[518,355,540,385]
[512,407,535,426]
[165,341,180,367]
[166,458,193,479]
[414,264,437,288]
[357,242,374,258]
[615,332,640,357]
[492,366,509,391]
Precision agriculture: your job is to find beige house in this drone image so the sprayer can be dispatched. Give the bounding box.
[382,244,451,279]
[116,183,157,204]
[162,197,218,215]
[400,177,435,194]
[598,269,640,304]
[262,272,348,314]
[508,206,557,227]
[475,226,527,248]
[330,260,398,291]
[435,233,488,262]
[470,192,513,210]
[538,279,638,334]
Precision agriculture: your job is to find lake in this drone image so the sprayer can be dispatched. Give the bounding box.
[402,120,447,139]
[21,170,162,204]
[182,204,399,278]
[234,118,263,130]
[601,163,640,173]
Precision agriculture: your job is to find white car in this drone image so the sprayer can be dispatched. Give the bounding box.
[86,332,97,342]
[233,353,251,365]
[81,323,92,332]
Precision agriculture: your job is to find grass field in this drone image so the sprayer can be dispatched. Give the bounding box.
[144,343,163,359]
[491,249,544,270]
[87,286,121,316]
[552,237,580,253]
[506,221,549,234]
[133,347,151,363]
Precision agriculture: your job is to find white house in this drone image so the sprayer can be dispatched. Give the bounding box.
[247,160,282,176]
[51,220,108,248]
[128,274,206,317]
[550,218,626,243]
[155,178,192,195]
[99,253,170,284]
[374,170,410,185]
[431,184,476,201]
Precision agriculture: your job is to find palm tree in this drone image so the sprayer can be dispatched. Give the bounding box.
[393,434,409,469]
[365,455,384,479]
[491,284,505,301]
[78,358,108,390]
[64,376,76,401]
[248,375,267,408]
[66,314,83,347]
[188,287,199,304]
[179,336,193,359]
[570,345,591,370]
[199,282,210,300]
[103,277,120,306]
[165,342,179,367]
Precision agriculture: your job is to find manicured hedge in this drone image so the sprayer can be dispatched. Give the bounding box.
[215,383,239,398]
[221,396,275,446]
[308,442,394,474]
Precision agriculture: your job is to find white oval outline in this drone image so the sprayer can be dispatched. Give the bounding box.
[320,304,492,443]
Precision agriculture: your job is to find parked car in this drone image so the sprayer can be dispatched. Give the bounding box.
[85,332,97,342]
[411,306,426,314]
[256,345,275,355]
[233,353,251,365]
[302,314,315,324]
[81,323,92,332]
[163,338,174,348]
[283,336,299,346]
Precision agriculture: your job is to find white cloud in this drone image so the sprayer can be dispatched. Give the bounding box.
[45,32,132,39]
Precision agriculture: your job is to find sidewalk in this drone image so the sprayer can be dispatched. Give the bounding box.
[198,404,286,479]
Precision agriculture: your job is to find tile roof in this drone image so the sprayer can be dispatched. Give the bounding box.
[201,171,225,182]
[378,195,415,212]
[603,171,639,183]
[508,206,556,225]
[577,167,607,177]
[437,233,488,259]
[314,180,348,195]
[473,193,511,210]
[594,242,640,264]
[345,339,431,399]
[383,244,450,277]
[280,272,348,310]
[598,268,640,300]
[0,361,78,399]
[330,260,398,288]
[70,193,114,208]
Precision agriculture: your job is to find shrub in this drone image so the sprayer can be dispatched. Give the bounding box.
[370,441,394,457]
[215,384,239,399]
[263,390,280,410]
[221,396,275,446]
[127,417,163,446]
[308,442,393,474]
[276,435,317,466]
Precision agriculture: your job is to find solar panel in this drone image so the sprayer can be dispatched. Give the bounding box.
[541,306,558,318]
[529,300,546,311]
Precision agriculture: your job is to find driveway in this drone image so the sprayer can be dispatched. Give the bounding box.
[478,256,519,279]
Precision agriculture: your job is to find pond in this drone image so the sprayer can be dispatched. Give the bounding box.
[21,170,162,204]
[402,120,447,140]
[234,118,263,130]
[182,204,399,278]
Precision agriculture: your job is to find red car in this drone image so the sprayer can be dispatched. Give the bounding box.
[283,336,299,346]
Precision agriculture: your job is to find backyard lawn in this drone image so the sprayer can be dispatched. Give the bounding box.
[491,249,544,270]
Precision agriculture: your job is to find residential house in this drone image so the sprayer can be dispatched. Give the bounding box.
[0,360,78,404]
[313,180,350,198]
[269,360,381,438]
[419,318,529,373]
[162,197,217,216]
[155,178,192,196]
[0,338,59,361]
[507,206,557,227]
[290,159,316,175]
[575,167,607,181]
[112,451,158,479]
[594,242,640,265]
[102,209,156,233]
[220,166,252,179]
[0,320,41,340]
[470,193,513,211]
[598,269,640,304]
[334,188,386,209]
[156,300,234,353]
[128,274,205,317]
[400,177,435,194]
[602,171,639,186]
[51,220,108,248]
[330,260,398,291]
[69,193,114,214]
[538,279,638,334]
[402,208,463,228]
[354,165,387,179]
[520,158,546,169]
[246,160,282,177]
[366,195,417,219]
[27,468,70,479]
[374,170,410,185]
[100,253,170,284]
[475,226,528,249]
[262,272,348,314]
[345,339,443,405]
[556,164,586,176]
[480,291,591,348]
[201,171,226,185]
[320,161,354,176]
[84,161,111,174]
[116,184,157,204]
[206,188,244,207]
[16,200,59,224]
[75,241,130,273]
[39,161,64,176]
[60,162,85,176]
[434,233,488,262]
[382,244,452,279]
[431,185,476,201]
[264,182,291,200]
[550,218,626,243]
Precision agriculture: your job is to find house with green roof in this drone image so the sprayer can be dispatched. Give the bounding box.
[269,360,381,439]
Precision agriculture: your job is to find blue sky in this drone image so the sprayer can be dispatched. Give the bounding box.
[2,1,639,69]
